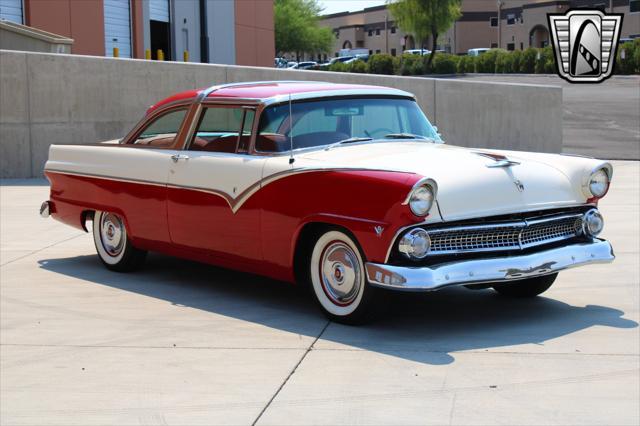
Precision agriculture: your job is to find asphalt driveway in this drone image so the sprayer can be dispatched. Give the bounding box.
[452,75,640,160]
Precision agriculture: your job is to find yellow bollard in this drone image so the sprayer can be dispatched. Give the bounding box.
[157,49,164,61]
[183,50,189,62]
[113,47,119,58]
[145,49,151,60]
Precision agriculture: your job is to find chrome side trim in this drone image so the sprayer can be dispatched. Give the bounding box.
[367,239,614,291]
[45,166,414,215]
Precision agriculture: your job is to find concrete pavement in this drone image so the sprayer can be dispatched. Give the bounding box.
[1,161,638,425]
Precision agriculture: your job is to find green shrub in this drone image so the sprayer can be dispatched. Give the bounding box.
[520,47,537,73]
[397,54,419,75]
[616,40,640,74]
[367,54,395,75]
[535,46,555,74]
[457,55,475,73]
[495,50,510,73]
[432,53,458,74]
[349,60,367,73]
[510,50,522,74]
[475,49,503,73]
[328,61,349,72]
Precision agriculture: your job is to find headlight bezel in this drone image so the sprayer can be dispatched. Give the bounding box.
[404,178,438,217]
[398,228,431,259]
[588,168,610,199]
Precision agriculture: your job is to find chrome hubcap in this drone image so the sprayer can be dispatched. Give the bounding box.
[320,242,361,306]
[100,213,124,257]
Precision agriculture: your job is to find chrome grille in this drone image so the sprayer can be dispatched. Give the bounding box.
[425,214,584,255]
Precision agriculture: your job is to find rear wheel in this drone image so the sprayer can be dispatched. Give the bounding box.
[92,211,147,272]
[307,229,377,325]
[492,273,557,298]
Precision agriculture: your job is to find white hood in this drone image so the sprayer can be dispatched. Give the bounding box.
[297,142,601,221]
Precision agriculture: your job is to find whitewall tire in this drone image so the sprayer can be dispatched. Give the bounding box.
[92,211,147,272]
[308,230,376,324]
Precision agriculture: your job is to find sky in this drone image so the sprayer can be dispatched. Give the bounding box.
[318,0,387,15]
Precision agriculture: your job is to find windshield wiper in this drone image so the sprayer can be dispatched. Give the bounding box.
[383,133,428,140]
[324,137,373,151]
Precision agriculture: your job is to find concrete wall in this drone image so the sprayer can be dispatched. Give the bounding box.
[0,50,562,178]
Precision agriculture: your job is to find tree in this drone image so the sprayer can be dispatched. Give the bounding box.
[274,0,334,60]
[388,0,461,68]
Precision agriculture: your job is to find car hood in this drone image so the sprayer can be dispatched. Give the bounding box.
[298,142,595,221]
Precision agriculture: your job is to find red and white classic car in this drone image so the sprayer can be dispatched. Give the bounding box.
[42,81,614,324]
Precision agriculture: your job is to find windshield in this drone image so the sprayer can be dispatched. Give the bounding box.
[255,97,440,153]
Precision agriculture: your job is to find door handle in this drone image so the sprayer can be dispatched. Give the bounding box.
[171,154,190,163]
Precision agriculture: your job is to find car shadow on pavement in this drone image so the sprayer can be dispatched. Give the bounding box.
[38,252,638,365]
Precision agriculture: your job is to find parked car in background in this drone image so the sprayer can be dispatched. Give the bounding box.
[404,49,430,56]
[468,48,491,56]
[290,61,318,70]
[286,61,298,69]
[345,54,369,64]
[274,57,288,68]
[318,56,355,69]
[42,81,615,324]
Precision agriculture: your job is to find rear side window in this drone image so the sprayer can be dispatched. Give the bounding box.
[188,106,255,154]
[131,108,188,148]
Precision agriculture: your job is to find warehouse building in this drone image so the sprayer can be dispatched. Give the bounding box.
[0,0,274,66]
[320,0,639,57]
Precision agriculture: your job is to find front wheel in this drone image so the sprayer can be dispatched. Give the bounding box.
[92,211,147,272]
[307,229,377,325]
[492,273,558,298]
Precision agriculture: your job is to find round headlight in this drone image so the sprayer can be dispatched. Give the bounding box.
[398,229,431,259]
[409,185,435,216]
[582,209,604,237]
[588,169,610,198]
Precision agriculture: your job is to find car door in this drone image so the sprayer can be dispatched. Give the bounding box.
[166,104,266,263]
[119,105,191,246]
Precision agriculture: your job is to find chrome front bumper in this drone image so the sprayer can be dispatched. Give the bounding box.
[365,239,614,291]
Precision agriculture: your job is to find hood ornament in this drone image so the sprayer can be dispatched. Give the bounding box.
[475,152,520,168]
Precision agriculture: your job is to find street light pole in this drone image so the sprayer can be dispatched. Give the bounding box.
[497,0,503,49]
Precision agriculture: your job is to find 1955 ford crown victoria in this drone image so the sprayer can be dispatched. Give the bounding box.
[42,81,615,324]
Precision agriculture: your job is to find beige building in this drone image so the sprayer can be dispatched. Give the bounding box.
[320,0,639,57]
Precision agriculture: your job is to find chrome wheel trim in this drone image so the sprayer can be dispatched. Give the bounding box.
[310,231,366,317]
[99,212,125,257]
[319,241,361,306]
[93,211,127,265]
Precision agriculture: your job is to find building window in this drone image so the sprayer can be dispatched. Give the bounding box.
[391,26,396,34]
[375,29,381,36]
[490,17,498,27]
[368,29,373,36]
[507,43,515,51]
[631,0,639,12]
[376,49,381,54]
[369,49,373,55]
[507,14,516,25]
[391,48,397,56]
[520,42,524,50]
[491,42,498,48]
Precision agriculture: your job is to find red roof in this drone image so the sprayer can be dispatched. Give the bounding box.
[147,82,397,114]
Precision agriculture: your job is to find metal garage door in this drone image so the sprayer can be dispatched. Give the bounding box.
[104,0,132,58]
[0,0,23,24]
[150,0,169,22]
